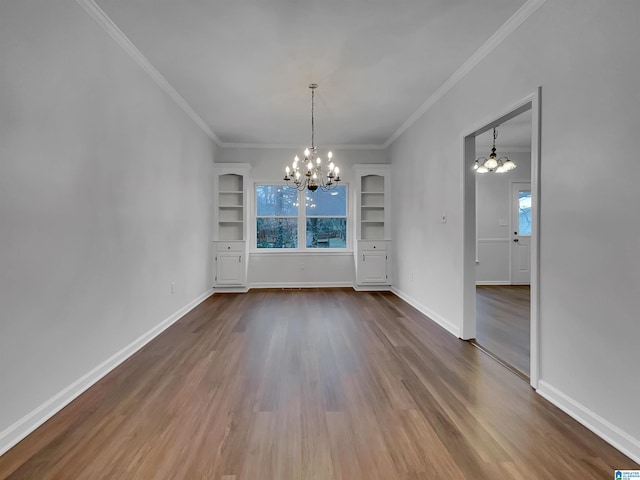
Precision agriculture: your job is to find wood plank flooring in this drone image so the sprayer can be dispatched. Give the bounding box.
[1,289,637,479]
[476,285,530,376]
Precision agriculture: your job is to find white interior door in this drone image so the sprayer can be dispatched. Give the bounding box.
[511,182,531,285]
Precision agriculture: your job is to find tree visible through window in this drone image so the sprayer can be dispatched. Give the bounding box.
[256,186,298,248]
[305,188,347,248]
[256,185,347,249]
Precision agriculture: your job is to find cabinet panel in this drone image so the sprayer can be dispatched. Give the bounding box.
[358,241,387,251]
[216,241,245,252]
[216,252,245,285]
[358,250,387,284]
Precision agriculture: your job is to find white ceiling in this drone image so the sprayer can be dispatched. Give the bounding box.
[94,0,528,147]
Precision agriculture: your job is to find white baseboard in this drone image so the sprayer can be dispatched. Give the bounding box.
[476,281,511,285]
[391,287,460,337]
[537,380,640,464]
[214,286,250,293]
[353,284,392,292]
[0,288,214,457]
[249,282,354,289]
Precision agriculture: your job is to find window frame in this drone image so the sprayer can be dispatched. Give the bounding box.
[252,181,351,253]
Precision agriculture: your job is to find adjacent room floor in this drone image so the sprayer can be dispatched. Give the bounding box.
[476,285,530,377]
[1,289,636,479]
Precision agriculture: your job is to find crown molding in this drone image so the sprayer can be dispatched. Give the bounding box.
[76,0,545,151]
[383,0,547,149]
[75,0,221,146]
[218,142,386,150]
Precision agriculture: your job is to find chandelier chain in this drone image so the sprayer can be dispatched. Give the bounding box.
[310,85,315,149]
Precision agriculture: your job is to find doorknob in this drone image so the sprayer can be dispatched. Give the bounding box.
[513,238,519,242]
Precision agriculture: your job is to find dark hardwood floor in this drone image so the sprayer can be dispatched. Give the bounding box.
[1,288,636,479]
[476,285,530,377]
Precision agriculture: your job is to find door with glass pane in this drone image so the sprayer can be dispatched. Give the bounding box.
[511,182,531,284]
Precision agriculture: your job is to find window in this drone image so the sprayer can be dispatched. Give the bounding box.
[256,185,348,250]
[518,191,532,236]
[256,186,298,248]
[305,188,347,248]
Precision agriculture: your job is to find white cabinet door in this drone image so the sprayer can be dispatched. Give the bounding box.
[358,250,387,284]
[216,252,244,285]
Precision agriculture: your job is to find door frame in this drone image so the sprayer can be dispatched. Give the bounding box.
[461,87,541,389]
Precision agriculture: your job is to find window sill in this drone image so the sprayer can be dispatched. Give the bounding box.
[250,250,354,257]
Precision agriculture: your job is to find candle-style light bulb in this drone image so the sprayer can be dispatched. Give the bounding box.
[304,148,310,158]
[328,151,333,159]
[285,166,290,174]
[329,162,335,171]
[307,161,313,170]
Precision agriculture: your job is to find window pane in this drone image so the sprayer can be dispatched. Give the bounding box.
[256,186,298,216]
[306,218,347,248]
[306,186,347,216]
[257,218,298,248]
[519,191,532,236]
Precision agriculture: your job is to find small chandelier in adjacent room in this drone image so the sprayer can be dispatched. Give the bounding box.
[474,127,516,173]
[284,83,340,192]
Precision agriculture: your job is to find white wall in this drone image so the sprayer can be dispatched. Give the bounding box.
[476,151,531,283]
[0,0,216,451]
[389,0,640,461]
[217,147,388,286]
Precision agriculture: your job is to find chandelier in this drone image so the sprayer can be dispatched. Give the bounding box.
[474,127,516,173]
[284,84,340,191]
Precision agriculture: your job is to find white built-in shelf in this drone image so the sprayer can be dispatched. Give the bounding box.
[217,173,245,241]
[360,174,387,240]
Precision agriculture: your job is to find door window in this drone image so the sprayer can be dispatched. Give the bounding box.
[518,191,532,236]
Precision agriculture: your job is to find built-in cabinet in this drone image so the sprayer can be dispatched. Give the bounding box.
[353,165,391,289]
[213,164,250,290]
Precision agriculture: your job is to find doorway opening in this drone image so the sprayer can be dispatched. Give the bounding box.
[473,113,532,378]
[461,88,541,388]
